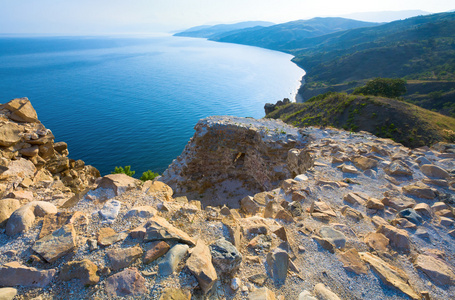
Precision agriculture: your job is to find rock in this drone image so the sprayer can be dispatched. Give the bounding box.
[32,224,77,263]
[0,158,35,180]
[124,206,157,219]
[364,232,389,252]
[264,200,282,218]
[414,254,455,285]
[99,200,121,224]
[0,261,56,287]
[414,203,432,218]
[440,217,455,228]
[19,145,39,157]
[248,234,272,252]
[340,206,363,221]
[248,273,268,286]
[209,238,242,275]
[97,227,128,247]
[137,215,196,246]
[105,268,146,297]
[415,228,430,240]
[266,247,289,284]
[275,209,294,222]
[313,283,341,300]
[376,224,410,252]
[53,141,68,155]
[352,156,378,170]
[398,208,423,225]
[384,161,412,176]
[3,98,39,123]
[249,287,277,300]
[381,196,415,211]
[142,180,173,201]
[298,290,317,300]
[343,192,367,206]
[337,248,368,275]
[366,197,384,210]
[186,240,217,294]
[287,201,303,217]
[312,235,335,253]
[159,288,191,300]
[371,215,389,228]
[144,241,170,264]
[39,212,72,238]
[0,199,20,227]
[294,174,309,181]
[97,174,139,196]
[106,245,143,271]
[310,200,336,217]
[33,201,57,217]
[420,164,450,179]
[5,205,35,236]
[359,252,419,300]
[0,287,17,300]
[158,244,189,276]
[6,190,34,202]
[319,226,346,249]
[60,259,99,285]
[402,183,437,199]
[0,122,22,147]
[415,156,431,165]
[340,164,359,174]
[241,196,260,215]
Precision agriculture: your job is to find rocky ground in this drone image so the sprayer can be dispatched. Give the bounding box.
[1,99,455,300]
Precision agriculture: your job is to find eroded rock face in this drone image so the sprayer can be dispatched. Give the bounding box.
[161,116,312,205]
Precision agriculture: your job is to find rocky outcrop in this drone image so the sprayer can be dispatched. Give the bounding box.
[161,116,313,206]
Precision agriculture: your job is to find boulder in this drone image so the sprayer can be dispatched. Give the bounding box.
[158,244,189,276]
[209,238,242,276]
[376,225,410,252]
[364,232,389,252]
[60,259,99,285]
[5,205,35,236]
[352,156,378,170]
[402,183,437,199]
[384,161,412,176]
[0,199,20,227]
[32,224,77,263]
[99,200,122,224]
[414,254,455,285]
[97,174,140,196]
[381,196,415,211]
[314,283,341,300]
[0,158,35,180]
[3,97,39,123]
[366,197,384,210]
[264,200,282,218]
[0,261,56,287]
[413,203,433,218]
[0,122,22,147]
[142,180,173,201]
[107,245,143,271]
[359,252,420,300]
[398,208,423,225]
[136,215,196,246]
[266,247,289,284]
[0,287,17,300]
[420,164,450,179]
[298,290,317,300]
[310,200,336,217]
[241,196,260,215]
[319,226,346,249]
[105,268,146,297]
[143,241,170,264]
[186,240,218,294]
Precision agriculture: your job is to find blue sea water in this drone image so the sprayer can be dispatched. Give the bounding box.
[0,35,305,176]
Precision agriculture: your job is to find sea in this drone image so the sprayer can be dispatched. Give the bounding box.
[0,34,305,176]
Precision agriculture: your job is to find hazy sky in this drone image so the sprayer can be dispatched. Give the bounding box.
[0,0,453,35]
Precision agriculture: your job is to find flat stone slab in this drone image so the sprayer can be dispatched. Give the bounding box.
[0,261,56,287]
[414,254,455,286]
[105,268,146,297]
[32,224,77,263]
[99,200,121,224]
[319,226,346,249]
[107,245,143,271]
[159,244,189,276]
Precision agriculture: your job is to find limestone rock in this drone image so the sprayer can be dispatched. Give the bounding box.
[384,161,412,176]
[5,204,35,236]
[287,148,314,177]
[0,122,22,147]
[298,290,317,300]
[159,288,191,300]
[264,200,282,218]
[142,180,173,201]
[143,241,170,264]
[97,174,139,196]
[376,224,410,252]
[0,261,56,287]
[186,240,217,294]
[420,164,450,179]
[414,254,455,285]
[159,244,189,276]
[249,287,277,300]
[312,235,335,253]
[107,245,143,271]
[33,201,57,217]
[364,232,389,252]
[138,215,196,246]
[99,200,121,224]
[352,156,378,170]
[39,212,72,238]
[97,227,128,247]
[105,268,146,297]
[209,238,242,275]
[0,287,17,300]
[343,192,367,206]
[340,164,359,174]
[360,252,420,300]
[266,247,289,284]
[398,208,423,225]
[310,200,336,217]
[402,183,437,199]
[3,97,39,123]
[0,199,20,227]
[381,196,415,211]
[248,273,268,286]
[32,224,77,263]
[124,206,157,219]
[60,259,99,285]
[340,206,363,221]
[337,248,368,275]
[241,195,260,215]
[319,226,346,249]
[314,283,341,300]
[366,197,384,210]
[0,158,35,180]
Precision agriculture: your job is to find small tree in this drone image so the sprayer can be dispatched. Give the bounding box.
[140,170,159,182]
[353,78,407,98]
[112,166,135,177]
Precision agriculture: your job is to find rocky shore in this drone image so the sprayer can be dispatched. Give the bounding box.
[1,98,455,299]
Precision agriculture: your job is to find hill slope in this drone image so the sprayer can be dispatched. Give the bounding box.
[174,21,274,39]
[266,93,455,148]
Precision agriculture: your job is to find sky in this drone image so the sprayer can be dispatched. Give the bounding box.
[0,0,454,35]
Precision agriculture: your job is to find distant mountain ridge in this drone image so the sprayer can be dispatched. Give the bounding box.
[338,10,431,22]
[174,21,274,39]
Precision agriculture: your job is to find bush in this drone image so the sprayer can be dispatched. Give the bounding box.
[112,166,135,177]
[140,170,160,182]
[353,78,407,98]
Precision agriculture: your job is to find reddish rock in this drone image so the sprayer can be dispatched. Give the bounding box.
[0,261,56,287]
[105,268,146,297]
[143,241,170,264]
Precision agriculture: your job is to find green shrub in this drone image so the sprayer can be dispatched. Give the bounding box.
[112,166,135,177]
[353,78,407,98]
[140,170,160,182]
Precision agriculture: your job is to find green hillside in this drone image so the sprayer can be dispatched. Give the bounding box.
[174,21,274,39]
[266,92,455,148]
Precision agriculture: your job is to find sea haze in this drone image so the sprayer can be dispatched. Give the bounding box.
[0,35,305,176]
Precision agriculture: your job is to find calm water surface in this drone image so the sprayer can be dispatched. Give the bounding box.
[0,35,305,176]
